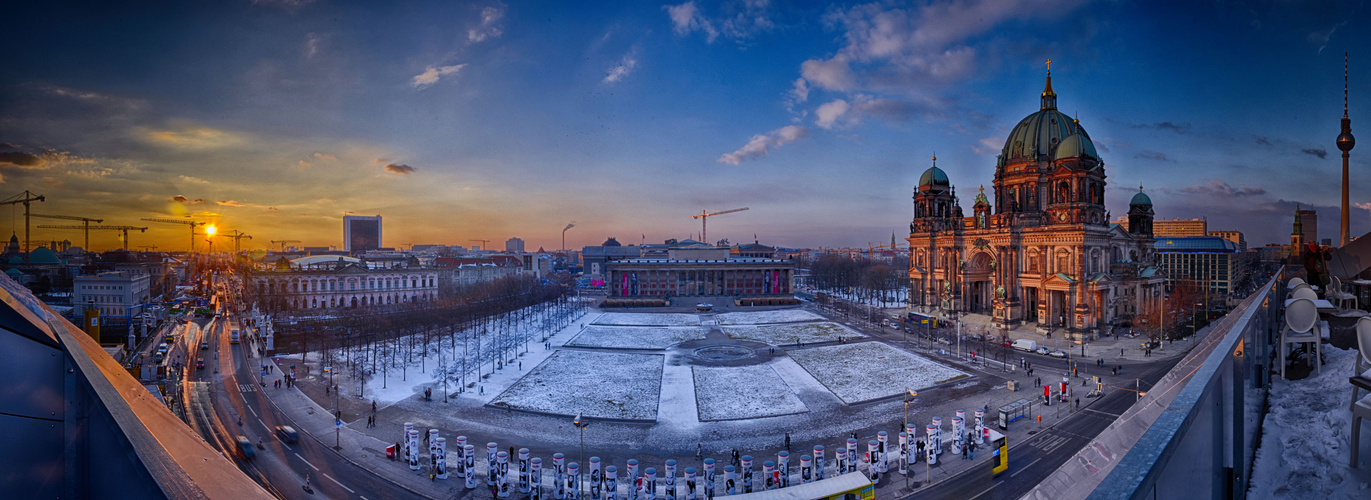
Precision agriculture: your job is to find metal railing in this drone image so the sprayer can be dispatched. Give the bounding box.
[1028,267,1284,499]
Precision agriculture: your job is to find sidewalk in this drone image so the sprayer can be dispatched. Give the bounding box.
[940,313,1203,363]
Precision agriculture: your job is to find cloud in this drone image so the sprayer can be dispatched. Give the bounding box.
[412,64,467,89]
[800,56,857,92]
[298,160,311,168]
[1130,121,1192,134]
[970,136,1003,155]
[603,53,638,83]
[142,125,244,149]
[168,195,205,204]
[815,99,851,129]
[312,152,336,160]
[1301,148,1327,159]
[178,175,210,184]
[1177,179,1266,198]
[1133,150,1173,162]
[0,143,19,150]
[468,5,505,42]
[666,2,719,42]
[384,163,416,175]
[1309,20,1347,55]
[790,78,809,103]
[217,200,245,207]
[718,125,808,165]
[304,32,325,58]
[0,149,92,169]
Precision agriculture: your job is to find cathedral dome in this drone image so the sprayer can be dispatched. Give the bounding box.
[1053,133,1101,163]
[918,165,950,194]
[1001,108,1086,163]
[1130,191,1152,207]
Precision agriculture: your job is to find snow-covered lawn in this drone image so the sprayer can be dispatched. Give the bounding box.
[1248,345,1371,498]
[693,364,809,421]
[567,326,706,350]
[723,322,863,345]
[489,350,664,421]
[787,342,968,404]
[591,312,700,326]
[716,309,824,325]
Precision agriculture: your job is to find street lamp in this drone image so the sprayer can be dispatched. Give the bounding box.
[573,413,589,496]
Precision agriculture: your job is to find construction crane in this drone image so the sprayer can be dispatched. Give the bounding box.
[38,225,147,251]
[224,230,252,253]
[691,207,748,246]
[270,239,301,252]
[1,190,45,263]
[141,218,202,252]
[31,214,103,250]
[469,239,491,251]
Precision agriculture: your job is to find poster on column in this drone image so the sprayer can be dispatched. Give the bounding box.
[532,458,544,500]
[465,444,478,489]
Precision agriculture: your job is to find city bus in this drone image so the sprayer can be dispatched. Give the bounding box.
[722,471,873,500]
[230,329,240,344]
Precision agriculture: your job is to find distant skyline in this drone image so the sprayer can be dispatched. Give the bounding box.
[2,0,1369,252]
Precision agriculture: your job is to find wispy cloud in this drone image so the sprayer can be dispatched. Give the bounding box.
[169,195,205,204]
[1301,147,1327,159]
[1177,179,1266,198]
[1130,121,1192,134]
[304,32,325,58]
[1134,150,1173,162]
[412,64,467,89]
[217,200,245,207]
[468,5,506,42]
[313,152,336,160]
[142,125,244,149]
[384,163,416,175]
[814,99,851,129]
[718,125,808,165]
[603,52,638,84]
[0,149,93,169]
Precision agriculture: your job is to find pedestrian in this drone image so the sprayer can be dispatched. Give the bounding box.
[785,432,791,451]
[373,400,377,413]
[697,443,703,461]
[1121,348,1125,357]
[962,442,968,460]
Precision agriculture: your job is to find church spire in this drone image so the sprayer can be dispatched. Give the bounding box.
[1041,59,1057,110]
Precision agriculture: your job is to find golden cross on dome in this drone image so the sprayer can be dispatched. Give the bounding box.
[1046,59,1052,74]
[979,185,985,195]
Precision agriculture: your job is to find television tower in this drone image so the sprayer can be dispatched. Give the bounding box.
[1339,52,1356,246]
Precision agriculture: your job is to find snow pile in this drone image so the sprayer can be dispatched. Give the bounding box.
[716,309,824,325]
[489,350,664,421]
[693,364,809,421]
[1248,345,1371,498]
[566,326,706,350]
[788,342,968,404]
[592,312,700,326]
[723,322,863,345]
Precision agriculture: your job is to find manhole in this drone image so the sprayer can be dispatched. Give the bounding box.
[694,345,755,361]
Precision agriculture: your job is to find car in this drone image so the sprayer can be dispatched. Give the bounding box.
[196,358,204,369]
[235,436,256,459]
[937,337,951,345]
[1000,340,1013,347]
[200,341,209,350]
[1035,347,1050,356]
[156,344,169,354]
[276,425,299,443]
[1048,350,1067,358]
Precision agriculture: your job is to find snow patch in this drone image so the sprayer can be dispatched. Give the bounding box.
[489,350,664,421]
[592,312,700,326]
[567,326,706,350]
[716,309,824,325]
[723,322,864,345]
[787,342,969,404]
[693,364,809,421]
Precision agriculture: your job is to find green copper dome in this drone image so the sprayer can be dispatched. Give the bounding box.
[1002,108,1087,163]
[918,166,950,193]
[1053,133,1101,163]
[1130,191,1152,206]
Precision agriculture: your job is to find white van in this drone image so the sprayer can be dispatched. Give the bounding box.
[1012,339,1037,352]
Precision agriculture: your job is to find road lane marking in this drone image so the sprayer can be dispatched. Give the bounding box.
[970,484,997,500]
[1009,458,1042,478]
[296,453,318,470]
[247,405,258,418]
[323,473,355,493]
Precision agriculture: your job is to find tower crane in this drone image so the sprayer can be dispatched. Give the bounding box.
[31,214,103,250]
[141,218,202,252]
[691,207,748,246]
[1,190,45,263]
[224,230,252,253]
[469,239,491,251]
[38,225,147,251]
[270,239,301,252]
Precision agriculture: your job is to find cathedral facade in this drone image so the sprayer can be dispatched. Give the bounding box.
[907,70,1165,338]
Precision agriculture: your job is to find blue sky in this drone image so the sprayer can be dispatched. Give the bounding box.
[1,0,1368,251]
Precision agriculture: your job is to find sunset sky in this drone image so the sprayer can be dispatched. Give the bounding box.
[2,0,1369,252]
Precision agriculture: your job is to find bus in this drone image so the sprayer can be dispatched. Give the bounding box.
[722,471,873,500]
[230,329,240,344]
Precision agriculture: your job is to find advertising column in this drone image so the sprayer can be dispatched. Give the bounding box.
[925,425,938,465]
[589,456,602,500]
[554,453,567,500]
[776,451,788,488]
[626,459,639,500]
[643,467,657,500]
[834,447,847,478]
[605,465,619,500]
[407,430,421,471]
[876,431,889,474]
[975,409,986,445]
[951,416,964,456]
[813,445,824,480]
[800,454,812,484]
[497,451,511,498]
[722,465,736,496]
[435,437,448,479]
[487,443,499,487]
[429,429,440,470]
[520,449,532,493]
[684,467,697,500]
[931,417,943,456]
[664,459,676,500]
[898,432,908,476]
[703,458,716,500]
[845,439,858,473]
[456,436,469,479]
[905,424,917,470]
[403,423,414,464]
[465,444,478,489]
[740,455,753,493]
[532,458,544,500]
[866,440,880,483]
[567,462,580,500]
[761,461,775,491]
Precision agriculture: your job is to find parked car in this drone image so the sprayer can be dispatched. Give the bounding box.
[1035,347,1050,356]
[1048,350,1067,358]
[200,341,209,350]
[196,358,204,370]
[275,425,299,443]
[235,436,255,459]
[1012,339,1037,352]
